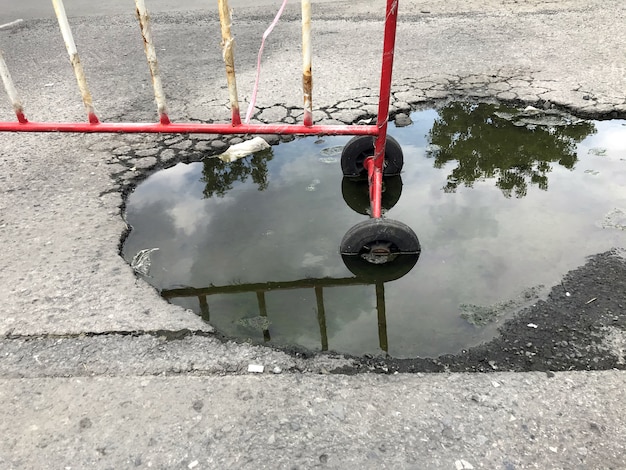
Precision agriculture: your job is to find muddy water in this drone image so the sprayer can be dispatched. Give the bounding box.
[122,103,626,358]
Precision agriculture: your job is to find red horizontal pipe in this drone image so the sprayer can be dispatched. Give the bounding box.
[0,120,379,136]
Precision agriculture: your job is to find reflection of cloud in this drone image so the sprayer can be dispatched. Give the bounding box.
[319,307,381,356]
[428,200,499,243]
[130,162,201,208]
[272,136,351,188]
[301,252,327,268]
[166,193,236,237]
[579,121,626,159]
[129,162,241,238]
[166,198,211,237]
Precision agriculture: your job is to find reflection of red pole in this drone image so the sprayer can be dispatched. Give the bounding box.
[365,157,383,218]
[369,0,399,219]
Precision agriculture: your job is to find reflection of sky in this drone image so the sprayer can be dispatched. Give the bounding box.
[579,120,626,159]
[123,112,626,358]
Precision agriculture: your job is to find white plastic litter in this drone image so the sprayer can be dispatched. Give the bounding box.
[130,248,159,276]
[217,137,270,162]
[247,364,265,373]
[455,460,475,470]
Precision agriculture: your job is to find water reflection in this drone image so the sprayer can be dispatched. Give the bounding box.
[341,176,403,215]
[426,103,596,197]
[123,104,626,358]
[201,148,274,198]
[161,266,417,354]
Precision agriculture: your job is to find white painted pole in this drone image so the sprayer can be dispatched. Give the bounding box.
[0,50,27,122]
[218,0,242,125]
[301,0,313,126]
[135,0,170,124]
[51,0,98,123]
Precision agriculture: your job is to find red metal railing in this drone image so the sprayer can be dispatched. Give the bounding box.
[0,0,399,143]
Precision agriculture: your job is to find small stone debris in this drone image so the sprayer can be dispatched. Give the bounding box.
[79,417,93,430]
[272,366,282,374]
[247,364,265,373]
[264,134,281,145]
[455,459,475,470]
[394,113,413,127]
[210,140,228,150]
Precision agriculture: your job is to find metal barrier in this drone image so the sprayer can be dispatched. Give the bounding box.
[2,0,421,269]
[0,0,398,138]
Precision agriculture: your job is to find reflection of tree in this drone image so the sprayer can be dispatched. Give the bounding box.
[201,148,273,198]
[426,103,596,198]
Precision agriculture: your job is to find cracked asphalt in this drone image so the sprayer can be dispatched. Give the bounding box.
[1,1,626,468]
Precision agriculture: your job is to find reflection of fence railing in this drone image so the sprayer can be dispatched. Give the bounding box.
[162,276,390,354]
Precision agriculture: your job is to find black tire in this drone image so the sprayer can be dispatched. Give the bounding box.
[341,252,419,282]
[340,135,404,178]
[341,176,403,215]
[340,218,421,263]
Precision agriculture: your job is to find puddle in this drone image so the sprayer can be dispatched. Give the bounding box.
[122,103,626,358]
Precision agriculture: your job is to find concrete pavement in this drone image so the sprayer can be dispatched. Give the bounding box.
[1,0,625,468]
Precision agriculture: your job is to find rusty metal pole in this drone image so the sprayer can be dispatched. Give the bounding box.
[218,0,242,126]
[51,0,99,124]
[301,0,313,126]
[135,0,171,125]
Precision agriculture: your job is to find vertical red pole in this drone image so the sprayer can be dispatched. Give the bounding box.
[369,0,399,219]
[375,0,399,163]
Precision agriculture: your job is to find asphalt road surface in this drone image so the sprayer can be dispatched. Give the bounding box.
[1,1,626,468]
[0,0,337,22]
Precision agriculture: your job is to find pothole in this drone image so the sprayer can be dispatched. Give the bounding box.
[121,102,626,359]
